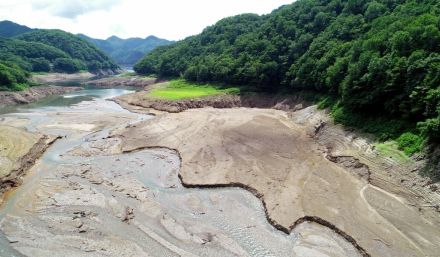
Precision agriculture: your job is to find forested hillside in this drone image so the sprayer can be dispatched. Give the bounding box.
[17,30,119,72]
[79,34,173,65]
[0,21,120,91]
[135,0,440,144]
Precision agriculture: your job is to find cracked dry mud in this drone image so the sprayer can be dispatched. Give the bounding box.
[0,98,367,257]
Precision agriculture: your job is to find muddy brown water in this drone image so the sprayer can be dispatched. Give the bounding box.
[0,88,362,257]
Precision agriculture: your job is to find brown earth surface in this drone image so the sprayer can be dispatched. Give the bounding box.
[86,76,158,88]
[0,86,81,106]
[115,91,309,113]
[0,125,58,204]
[31,73,96,84]
[113,93,440,257]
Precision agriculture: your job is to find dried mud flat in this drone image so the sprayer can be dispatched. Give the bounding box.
[0,98,364,257]
[1,91,440,257]
[113,102,440,257]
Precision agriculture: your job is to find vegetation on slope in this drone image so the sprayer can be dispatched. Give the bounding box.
[135,0,440,152]
[0,61,29,91]
[0,21,120,90]
[17,29,119,72]
[148,79,240,100]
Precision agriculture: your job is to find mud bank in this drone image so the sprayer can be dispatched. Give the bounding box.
[31,73,97,84]
[114,106,440,257]
[116,91,440,209]
[0,99,363,257]
[116,91,310,113]
[0,86,82,106]
[0,125,58,204]
[86,76,158,89]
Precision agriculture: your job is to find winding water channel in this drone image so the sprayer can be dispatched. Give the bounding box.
[0,86,362,257]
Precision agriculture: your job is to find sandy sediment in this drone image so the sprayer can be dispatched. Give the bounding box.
[0,86,82,106]
[0,125,58,204]
[31,73,97,84]
[85,76,158,89]
[113,98,440,257]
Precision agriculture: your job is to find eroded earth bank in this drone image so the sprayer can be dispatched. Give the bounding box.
[0,87,439,257]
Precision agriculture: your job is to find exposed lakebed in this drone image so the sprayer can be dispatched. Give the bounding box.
[0,87,362,257]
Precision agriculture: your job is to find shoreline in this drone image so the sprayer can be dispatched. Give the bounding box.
[85,76,159,89]
[0,86,82,106]
[0,131,60,205]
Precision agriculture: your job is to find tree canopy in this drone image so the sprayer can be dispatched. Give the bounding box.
[0,23,120,90]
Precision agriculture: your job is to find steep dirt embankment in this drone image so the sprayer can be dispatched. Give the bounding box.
[86,76,158,89]
[0,125,58,204]
[114,93,440,257]
[116,91,308,113]
[0,86,81,106]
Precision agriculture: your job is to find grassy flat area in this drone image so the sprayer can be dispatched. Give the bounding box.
[148,79,240,100]
[374,141,413,164]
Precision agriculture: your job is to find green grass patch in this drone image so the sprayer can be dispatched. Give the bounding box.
[148,79,240,100]
[317,101,428,157]
[374,141,413,164]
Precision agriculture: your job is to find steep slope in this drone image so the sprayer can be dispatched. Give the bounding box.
[17,30,119,73]
[79,34,173,65]
[0,21,120,90]
[0,20,32,38]
[135,0,440,146]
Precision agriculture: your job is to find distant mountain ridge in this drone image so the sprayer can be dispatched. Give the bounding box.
[78,34,173,66]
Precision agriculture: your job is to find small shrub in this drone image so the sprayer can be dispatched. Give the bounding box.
[396,132,425,155]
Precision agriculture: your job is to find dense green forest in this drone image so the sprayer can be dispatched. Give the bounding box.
[79,34,173,65]
[0,60,29,91]
[135,0,440,147]
[0,21,120,91]
[17,30,119,72]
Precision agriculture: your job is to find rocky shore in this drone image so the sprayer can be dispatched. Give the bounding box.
[0,86,82,106]
[85,76,158,88]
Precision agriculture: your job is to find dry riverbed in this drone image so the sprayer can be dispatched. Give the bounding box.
[0,86,439,257]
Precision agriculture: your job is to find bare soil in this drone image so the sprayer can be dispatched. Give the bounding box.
[114,92,440,257]
[86,76,158,89]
